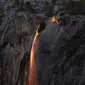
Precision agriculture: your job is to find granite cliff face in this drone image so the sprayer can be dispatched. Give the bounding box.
[0,1,37,85]
[35,16,85,85]
[1,0,85,85]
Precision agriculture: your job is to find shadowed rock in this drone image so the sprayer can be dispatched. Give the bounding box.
[0,1,37,85]
[35,16,85,85]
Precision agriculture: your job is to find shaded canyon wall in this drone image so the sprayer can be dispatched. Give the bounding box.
[0,1,37,85]
[35,16,85,85]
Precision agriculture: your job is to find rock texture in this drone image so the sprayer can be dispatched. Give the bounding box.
[0,1,37,85]
[35,16,85,85]
[1,1,85,85]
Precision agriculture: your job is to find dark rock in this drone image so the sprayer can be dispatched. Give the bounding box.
[35,16,85,85]
[0,1,37,85]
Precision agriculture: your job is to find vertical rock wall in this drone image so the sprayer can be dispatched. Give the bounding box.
[35,16,85,85]
[0,1,37,85]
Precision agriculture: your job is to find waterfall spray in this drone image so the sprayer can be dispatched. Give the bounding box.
[28,24,40,85]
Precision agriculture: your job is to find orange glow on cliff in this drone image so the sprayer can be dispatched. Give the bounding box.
[51,17,59,24]
[28,24,40,85]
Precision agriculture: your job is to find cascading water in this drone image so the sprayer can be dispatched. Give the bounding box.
[28,17,58,85]
[28,24,40,85]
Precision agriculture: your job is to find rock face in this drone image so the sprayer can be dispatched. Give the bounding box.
[35,16,85,85]
[1,1,85,85]
[0,1,37,85]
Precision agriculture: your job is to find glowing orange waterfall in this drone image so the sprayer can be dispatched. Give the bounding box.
[28,24,40,85]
